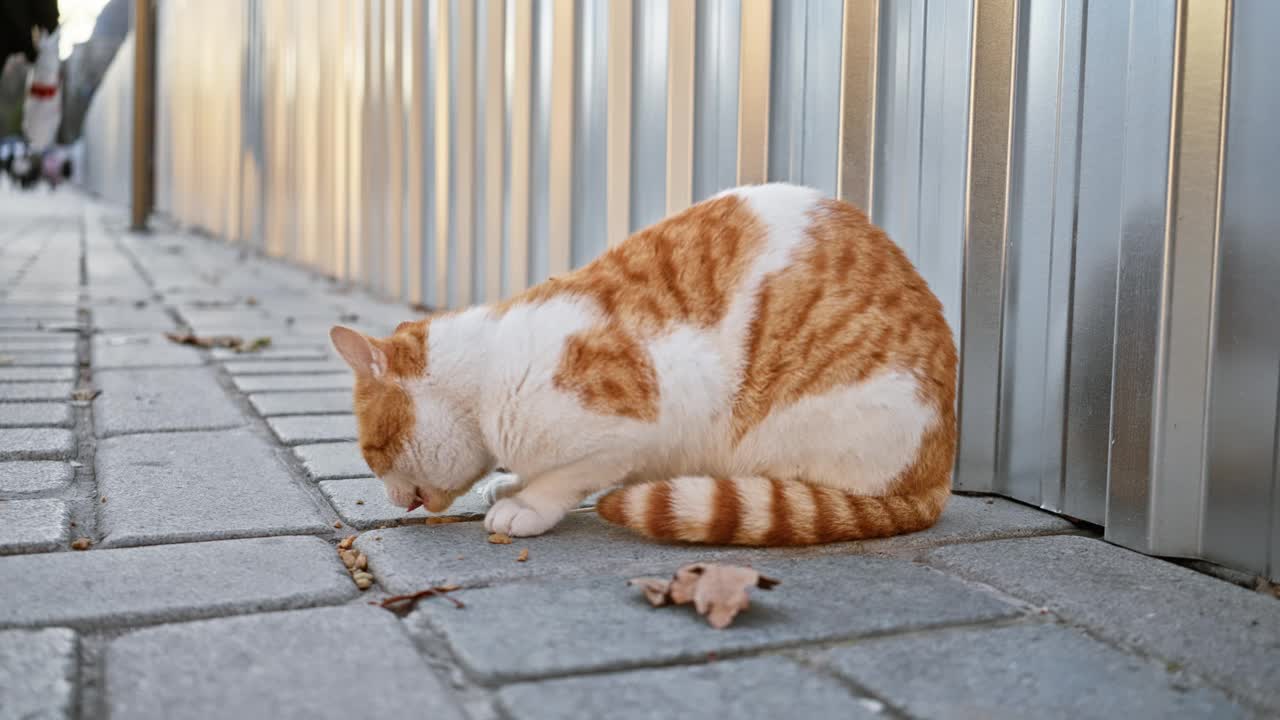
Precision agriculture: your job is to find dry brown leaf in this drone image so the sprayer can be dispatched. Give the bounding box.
[627,563,779,629]
[234,337,272,354]
[627,577,673,607]
[164,332,245,349]
[70,388,101,402]
[488,532,513,544]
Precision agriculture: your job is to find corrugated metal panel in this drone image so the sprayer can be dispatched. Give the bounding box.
[80,0,1280,581]
[1205,0,1280,581]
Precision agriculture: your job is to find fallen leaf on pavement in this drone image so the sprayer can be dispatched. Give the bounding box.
[627,563,779,629]
[234,337,272,353]
[164,332,244,349]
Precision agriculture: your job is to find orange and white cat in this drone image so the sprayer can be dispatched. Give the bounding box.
[330,183,956,545]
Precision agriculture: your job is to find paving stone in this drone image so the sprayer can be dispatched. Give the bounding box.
[0,461,74,495]
[0,428,75,460]
[0,628,76,720]
[0,381,73,401]
[91,305,177,331]
[93,334,205,368]
[406,555,1018,683]
[0,337,77,352]
[0,402,73,427]
[96,429,332,547]
[211,345,332,361]
[356,496,1070,595]
[0,350,78,366]
[266,414,356,445]
[106,606,464,720]
[814,621,1252,720]
[223,359,346,375]
[0,536,356,628]
[0,366,77,382]
[94,368,243,436]
[923,535,1280,713]
[232,373,354,392]
[498,656,876,720]
[293,442,371,480]
[248,391,352,416]
[0,499,69,554]
[319,477,490,529]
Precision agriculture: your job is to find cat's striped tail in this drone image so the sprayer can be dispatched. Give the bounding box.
[595,475,949,546]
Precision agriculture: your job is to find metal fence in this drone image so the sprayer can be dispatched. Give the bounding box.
[80,0,1280,583]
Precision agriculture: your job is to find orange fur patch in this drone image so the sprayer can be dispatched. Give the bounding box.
[553,324,660,421]
[500,194,767,421]
[731,199,957,449]
[351,321,433,475]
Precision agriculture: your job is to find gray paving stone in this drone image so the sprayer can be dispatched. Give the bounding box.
[0,461,74,495]
[0,381,73,401]
[92,334,205,368]
[356,496,1072,595]
[815,621,1252,720]
[211,345,331,361]
[223,359,346,375]
[0,338,76,352]
[0,350,78,366]
[293,442,371,480]
[94,368,244,436]
[248,391,352,416]
[266,414,356,445]
[0,428,75,460]
[106,606,464,720]
[96,429,332,547]
[0,499,69,554]
[498,657,876,720]
[0,536,356,629]
[0,366,76,382]
[406,555,1018,683]
[91,305,177,331]
[319,477,489,529]
[0,628,76,720]
[923,535,1280,714]
[232,373,354,392]
[0,402,73,427]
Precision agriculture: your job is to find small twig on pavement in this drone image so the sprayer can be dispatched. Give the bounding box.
[374,585,466,615]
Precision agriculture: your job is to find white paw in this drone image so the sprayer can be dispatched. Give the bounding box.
[477,472,523,507]
[484,497,563,537]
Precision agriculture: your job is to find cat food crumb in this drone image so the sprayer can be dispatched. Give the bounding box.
[488,533,512,544]
[374,536,382,541]
[100,496,106,504]
[516,548,529,562]
[354,552,368,570]
[354,576,373,590]
[340,550,358,569]
[355,499,365,505]
[70,538,91,550]
[338,536,355,550]
[333,521,343,529]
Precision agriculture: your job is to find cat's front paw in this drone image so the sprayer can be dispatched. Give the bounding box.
[484,497,563,537]
[477,472,523,506]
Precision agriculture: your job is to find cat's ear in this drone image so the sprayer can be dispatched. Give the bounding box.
[330,326,387,378]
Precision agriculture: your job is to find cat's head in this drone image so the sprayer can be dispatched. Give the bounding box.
[329,323,491,514]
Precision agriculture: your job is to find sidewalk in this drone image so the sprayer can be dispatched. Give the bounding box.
[1,189,1277,719]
